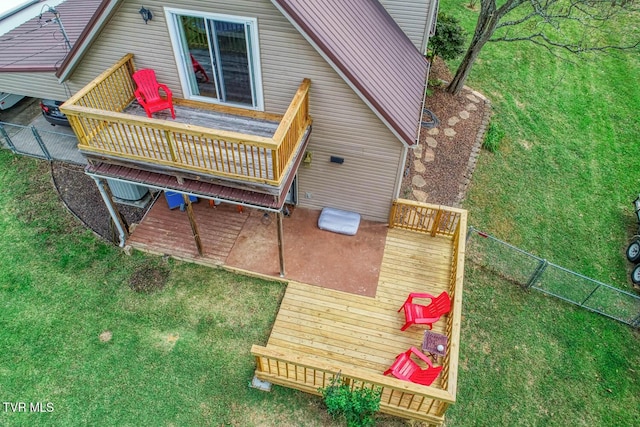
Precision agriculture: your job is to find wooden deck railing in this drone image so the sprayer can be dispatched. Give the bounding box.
[61,54,311,186]
[440,207,466,414]
[388,199,463,237]
[251,345,453,424]
[388,199,467,416]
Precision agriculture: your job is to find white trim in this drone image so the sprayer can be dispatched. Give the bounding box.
[164,7,264,111]
[271,1,413,148]
[57,0,122,83]
[393,145,409,199]
[422,0,439,54]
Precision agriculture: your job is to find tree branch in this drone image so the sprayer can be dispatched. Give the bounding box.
[490,32,640,53]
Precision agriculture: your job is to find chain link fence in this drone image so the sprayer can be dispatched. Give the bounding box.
[466,226,640,327]
[0,117,86,165]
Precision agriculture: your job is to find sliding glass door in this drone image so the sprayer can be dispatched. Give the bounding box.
[166,9,262,109]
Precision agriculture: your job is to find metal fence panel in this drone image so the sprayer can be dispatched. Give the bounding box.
[1,122,49,160]
[465,228,542,286]
[35,126,86,165]
[534,263,596,304]
[580,281,640,325]
[0,118,86,165]
[467,227,640,327]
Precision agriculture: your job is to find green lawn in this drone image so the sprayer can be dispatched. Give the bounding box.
[2,2,640,425]
[0,155,332,426]
[0,155,409,426]
[442,0,640,425]
[445,1,640,287]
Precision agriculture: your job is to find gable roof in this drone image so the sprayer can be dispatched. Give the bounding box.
[271,0,429,146]
[50,0,428,146]
[0,0,102,72]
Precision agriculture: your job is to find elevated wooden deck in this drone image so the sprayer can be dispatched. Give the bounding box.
[61,54,311,191]
[122,101,278,138]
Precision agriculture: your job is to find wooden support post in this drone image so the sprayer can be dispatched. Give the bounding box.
[91,177,129,247]
[277,211,285,277]
[182,194,203,256]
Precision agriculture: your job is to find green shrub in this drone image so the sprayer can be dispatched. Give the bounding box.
[428,77,444,88]
[483,122,504,153]
[319,378,381,427]
[427,13,467,61]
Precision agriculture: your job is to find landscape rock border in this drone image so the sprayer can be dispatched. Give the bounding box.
[456,86,492,206]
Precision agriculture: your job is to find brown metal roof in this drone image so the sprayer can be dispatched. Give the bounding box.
[0,0,102,72]
[271,0,429,146]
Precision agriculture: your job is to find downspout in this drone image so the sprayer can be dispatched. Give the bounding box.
[91,176,126,247]
[393,145,409,199]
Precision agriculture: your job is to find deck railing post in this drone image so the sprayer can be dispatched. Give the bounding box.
[30,126,51,161]
[526,259,548,289]
[431,209,443,237]
[0,124,16,152]
[389,200,398,228]
[164,130,179,163]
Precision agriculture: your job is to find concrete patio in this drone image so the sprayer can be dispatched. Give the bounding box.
[127,197,388,296]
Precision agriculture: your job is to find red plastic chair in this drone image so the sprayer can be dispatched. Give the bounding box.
[190,54,209,83]
[397,291,451,331]
[132,69,175,119]
[383,347,443,386]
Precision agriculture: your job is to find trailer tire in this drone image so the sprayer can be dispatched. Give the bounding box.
[626,240,640,263]
[632,264,640,285]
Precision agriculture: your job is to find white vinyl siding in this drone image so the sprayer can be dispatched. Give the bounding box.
[66,0,405,221]
[379,0,432,53]
[0,72,71,101]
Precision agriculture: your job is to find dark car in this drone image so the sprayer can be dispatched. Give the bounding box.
[40,99,70,126]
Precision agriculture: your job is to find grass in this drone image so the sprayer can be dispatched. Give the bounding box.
[445,1,640,287]
[1,3,640,426]
[0,154,329,426]
[440,0,640,425]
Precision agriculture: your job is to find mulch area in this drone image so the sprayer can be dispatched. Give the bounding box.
[51,162,145,241]
[401,57,491,207]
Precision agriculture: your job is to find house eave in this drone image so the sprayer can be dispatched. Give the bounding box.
[270,0,426,147]
[0,66,57,73]
[56,0,122,82]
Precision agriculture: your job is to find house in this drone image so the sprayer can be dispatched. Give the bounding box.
[1,3,469,423]
[1,0,440,267]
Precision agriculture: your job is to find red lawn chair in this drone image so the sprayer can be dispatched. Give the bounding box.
[132,69,175,119]
[190,54,209,83]
[397,291,451,331]
[383,347,443,386]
